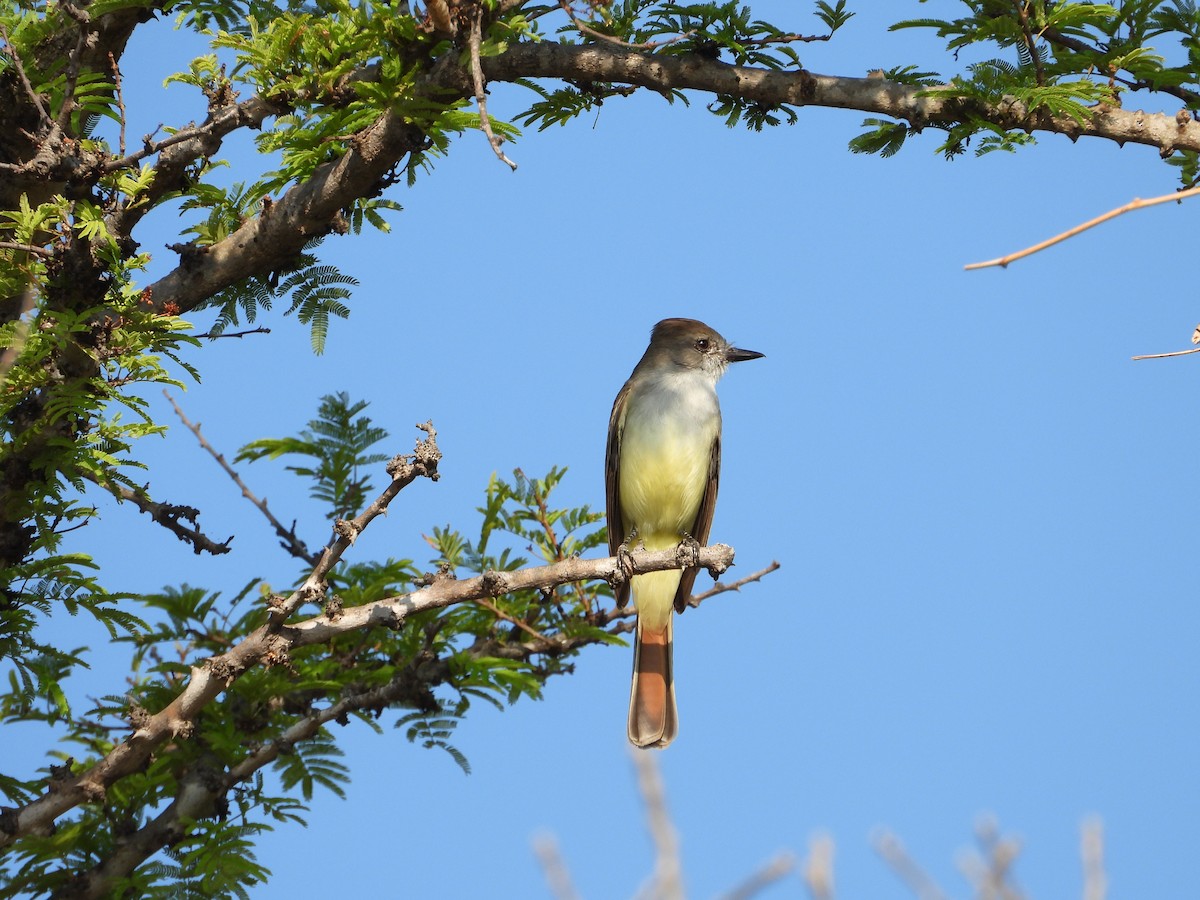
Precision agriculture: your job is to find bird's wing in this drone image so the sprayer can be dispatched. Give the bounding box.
[674,432,720,613]
[605,381,632,608]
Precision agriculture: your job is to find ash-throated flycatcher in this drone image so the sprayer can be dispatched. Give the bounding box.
[605,318,763,748]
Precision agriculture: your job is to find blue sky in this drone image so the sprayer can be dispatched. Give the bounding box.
[10,1,1200,897]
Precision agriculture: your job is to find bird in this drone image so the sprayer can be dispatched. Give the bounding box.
[605,318,763,748]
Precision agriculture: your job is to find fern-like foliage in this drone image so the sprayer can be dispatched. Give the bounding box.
[236,392,389,521]
[200,237,357,354]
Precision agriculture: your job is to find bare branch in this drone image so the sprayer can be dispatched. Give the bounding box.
[84,471,233,556]
[631,750,684,900]
[469,7,518,170]
[802,833,835,900]
[958,815,1025,900]
[533,833,582,900]
[289,543,737,647]
[166,391,317,566]
[1131,347,1200,361]
[720,851,797,900]
[872,828,950,900]
[280,419,443,619]
[966,184,1200,270]
[685,560,779,608]
[194,326,272,340]
[1081,817,1106,900]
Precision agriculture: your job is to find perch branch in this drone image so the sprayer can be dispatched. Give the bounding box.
[0,538,741,848]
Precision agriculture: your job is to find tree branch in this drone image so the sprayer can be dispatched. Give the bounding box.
[481,43,1200,154]
[802,833,835,900]
[83,471,233,556]
[872,827,950,900]
[68,539,772,894]
[1081,817,1106,900]
[140,86,448,315]
[0,516,739,847]
[719,852,797,900]
[684,560,779,608]
[631,750,684,900]
[469,6,518,170]
[533,833,582,900]
[165,391,316,565]
[966,183,1200,270]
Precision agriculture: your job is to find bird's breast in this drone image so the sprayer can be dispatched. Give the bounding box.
[618,375,720,546]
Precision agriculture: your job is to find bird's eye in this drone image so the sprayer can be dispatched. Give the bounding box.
[695,338,710,352]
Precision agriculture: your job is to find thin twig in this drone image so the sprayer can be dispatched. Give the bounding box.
[740,32,833,46]
[0,23,50,123]
[966,183,1200,270]
[83,471,233,556]
[1131,346,1200,361]
[0,241,54,259]
[165,391,319,566]
[558,0,694,50]
[803,834,835,900]
[474,594,554,643]
[686,560,780,608]
[1081,817,1106,900]
[872,828,950,900]
[194,326,272,340]
[55,26,92,133]
[107,51,126,158]
[532,833,582,900]
[631,750,684,900]
[959,816,1024,900]
[469,8,518,170]
[720,851,797,900]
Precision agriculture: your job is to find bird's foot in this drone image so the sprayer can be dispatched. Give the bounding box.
[614,529,639,608]
[675,533,702,568]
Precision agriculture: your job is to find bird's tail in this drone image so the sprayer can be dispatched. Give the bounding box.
[628,615,677,748]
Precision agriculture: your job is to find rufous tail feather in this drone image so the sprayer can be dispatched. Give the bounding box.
[628,617,677,749]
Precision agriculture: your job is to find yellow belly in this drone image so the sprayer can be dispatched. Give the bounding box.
[618,392,718,629]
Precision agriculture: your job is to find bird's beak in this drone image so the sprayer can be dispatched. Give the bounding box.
[725,346,764,363]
